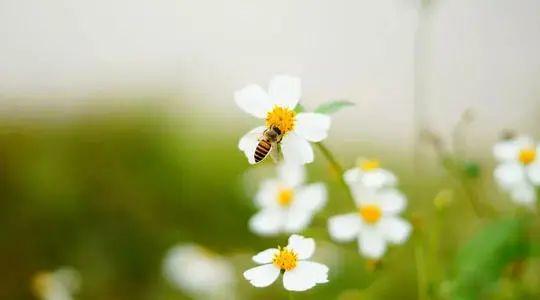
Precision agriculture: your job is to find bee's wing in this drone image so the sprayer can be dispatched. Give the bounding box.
[269,142,280,163]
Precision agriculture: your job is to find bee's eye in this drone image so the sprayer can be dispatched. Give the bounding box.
[274,127,282,135]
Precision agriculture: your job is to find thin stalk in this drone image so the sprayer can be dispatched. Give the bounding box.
[415,239,428,300]
[315,142,356,205]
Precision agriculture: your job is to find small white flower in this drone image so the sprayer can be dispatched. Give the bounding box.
[32,267,80,300]
[343,158,397,189]
[328,186,412,259]
[249,163,327,236]
[236,75,331,165]
[163,244,235,299]
[243,234,329,291]
[493,135,540,206]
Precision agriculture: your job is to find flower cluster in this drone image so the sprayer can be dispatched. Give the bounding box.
[231,75,538,295]
[493,135,540,207]
[330,159,411,259]
[235,75,412,292]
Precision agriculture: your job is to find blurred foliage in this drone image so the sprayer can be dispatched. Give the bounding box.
[452,218,529,300]
[0,106,539,299]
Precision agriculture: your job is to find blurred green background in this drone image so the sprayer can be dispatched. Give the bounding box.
[1,103,539,300]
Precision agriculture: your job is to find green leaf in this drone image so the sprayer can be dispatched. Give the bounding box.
[463,161,480,179]
[452,218,530,300]
[294,103,306,113]
[314,100,354,114]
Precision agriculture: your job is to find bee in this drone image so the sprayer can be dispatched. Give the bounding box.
[254,125,283,163]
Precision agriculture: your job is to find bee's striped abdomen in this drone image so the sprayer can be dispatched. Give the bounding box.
[254,140,272,163]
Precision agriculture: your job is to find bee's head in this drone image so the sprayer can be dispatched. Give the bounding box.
[273,127,282,135]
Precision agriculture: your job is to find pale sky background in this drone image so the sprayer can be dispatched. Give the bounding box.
[1,0,539,163]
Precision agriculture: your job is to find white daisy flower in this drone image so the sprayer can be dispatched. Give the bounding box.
[163,244,235,299]
[249,162,327,236]
[328,186,412,259]
[243,234,329,291]
[343,158,397,189]
[32,267,80,300]
[493,135,540,206]
[236,75,331,165]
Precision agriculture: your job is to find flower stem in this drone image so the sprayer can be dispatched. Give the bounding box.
[315,142,356,205]
[415,239,428,300]
[288,291,295,300]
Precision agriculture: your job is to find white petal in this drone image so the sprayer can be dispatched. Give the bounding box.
[239,126,266,164]
[235,84,273,118]
[358,228,387,259]
[294,113,331,142]
[350,185,378,207]
[282,261,328,291]
[243,264,280,288]
[253,248,279,264]
[283,210,313,233]
[343,168,363,185]
[494,162,526,190]
[493,136,533,162]
[268,75,301,109]
[249,209,285,236]
[255,179,280,208]
[526,163,540,185]
[281,133,314,165]
[328,213,362,242]
[277,162,306,187]
[291,183,327,212]
[287,234,315,260]
[377,217,412,244]
[361,169,398,189]
[379,188,407,215]
[509,183,537,207]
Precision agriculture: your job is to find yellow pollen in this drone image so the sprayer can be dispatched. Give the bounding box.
[273,247,298,271]
[277,188,294,206]
[359,205,382,224]
[266,106,296,134]
[518,148,536,165]
[359,159,380,171]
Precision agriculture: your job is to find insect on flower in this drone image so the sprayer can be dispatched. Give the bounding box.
[243,234,329,291]
[236,75,331,165]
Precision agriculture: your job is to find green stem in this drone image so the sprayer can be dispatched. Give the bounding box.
[288,291,295,300]
[315,142,356,205]
[415,239,428,300]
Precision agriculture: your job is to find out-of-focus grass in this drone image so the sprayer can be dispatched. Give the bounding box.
[0,105,539,300]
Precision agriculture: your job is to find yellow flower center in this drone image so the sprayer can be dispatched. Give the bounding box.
[358,159,380,171]
[359,204,382,224]
[266,106,296,134]
[518,148,536,165]
[277,188,294,207]
[31,272,51,297]
[273,247,298,271]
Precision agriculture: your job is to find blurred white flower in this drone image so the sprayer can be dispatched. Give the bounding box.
[493,135,540,206]
[163,244,235,299]
[249,162,327,236]
[243,234,328,291]
[328,186,411,259]
[236,75,331,165]
[343,158,397,189]
[32,267,80,300]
